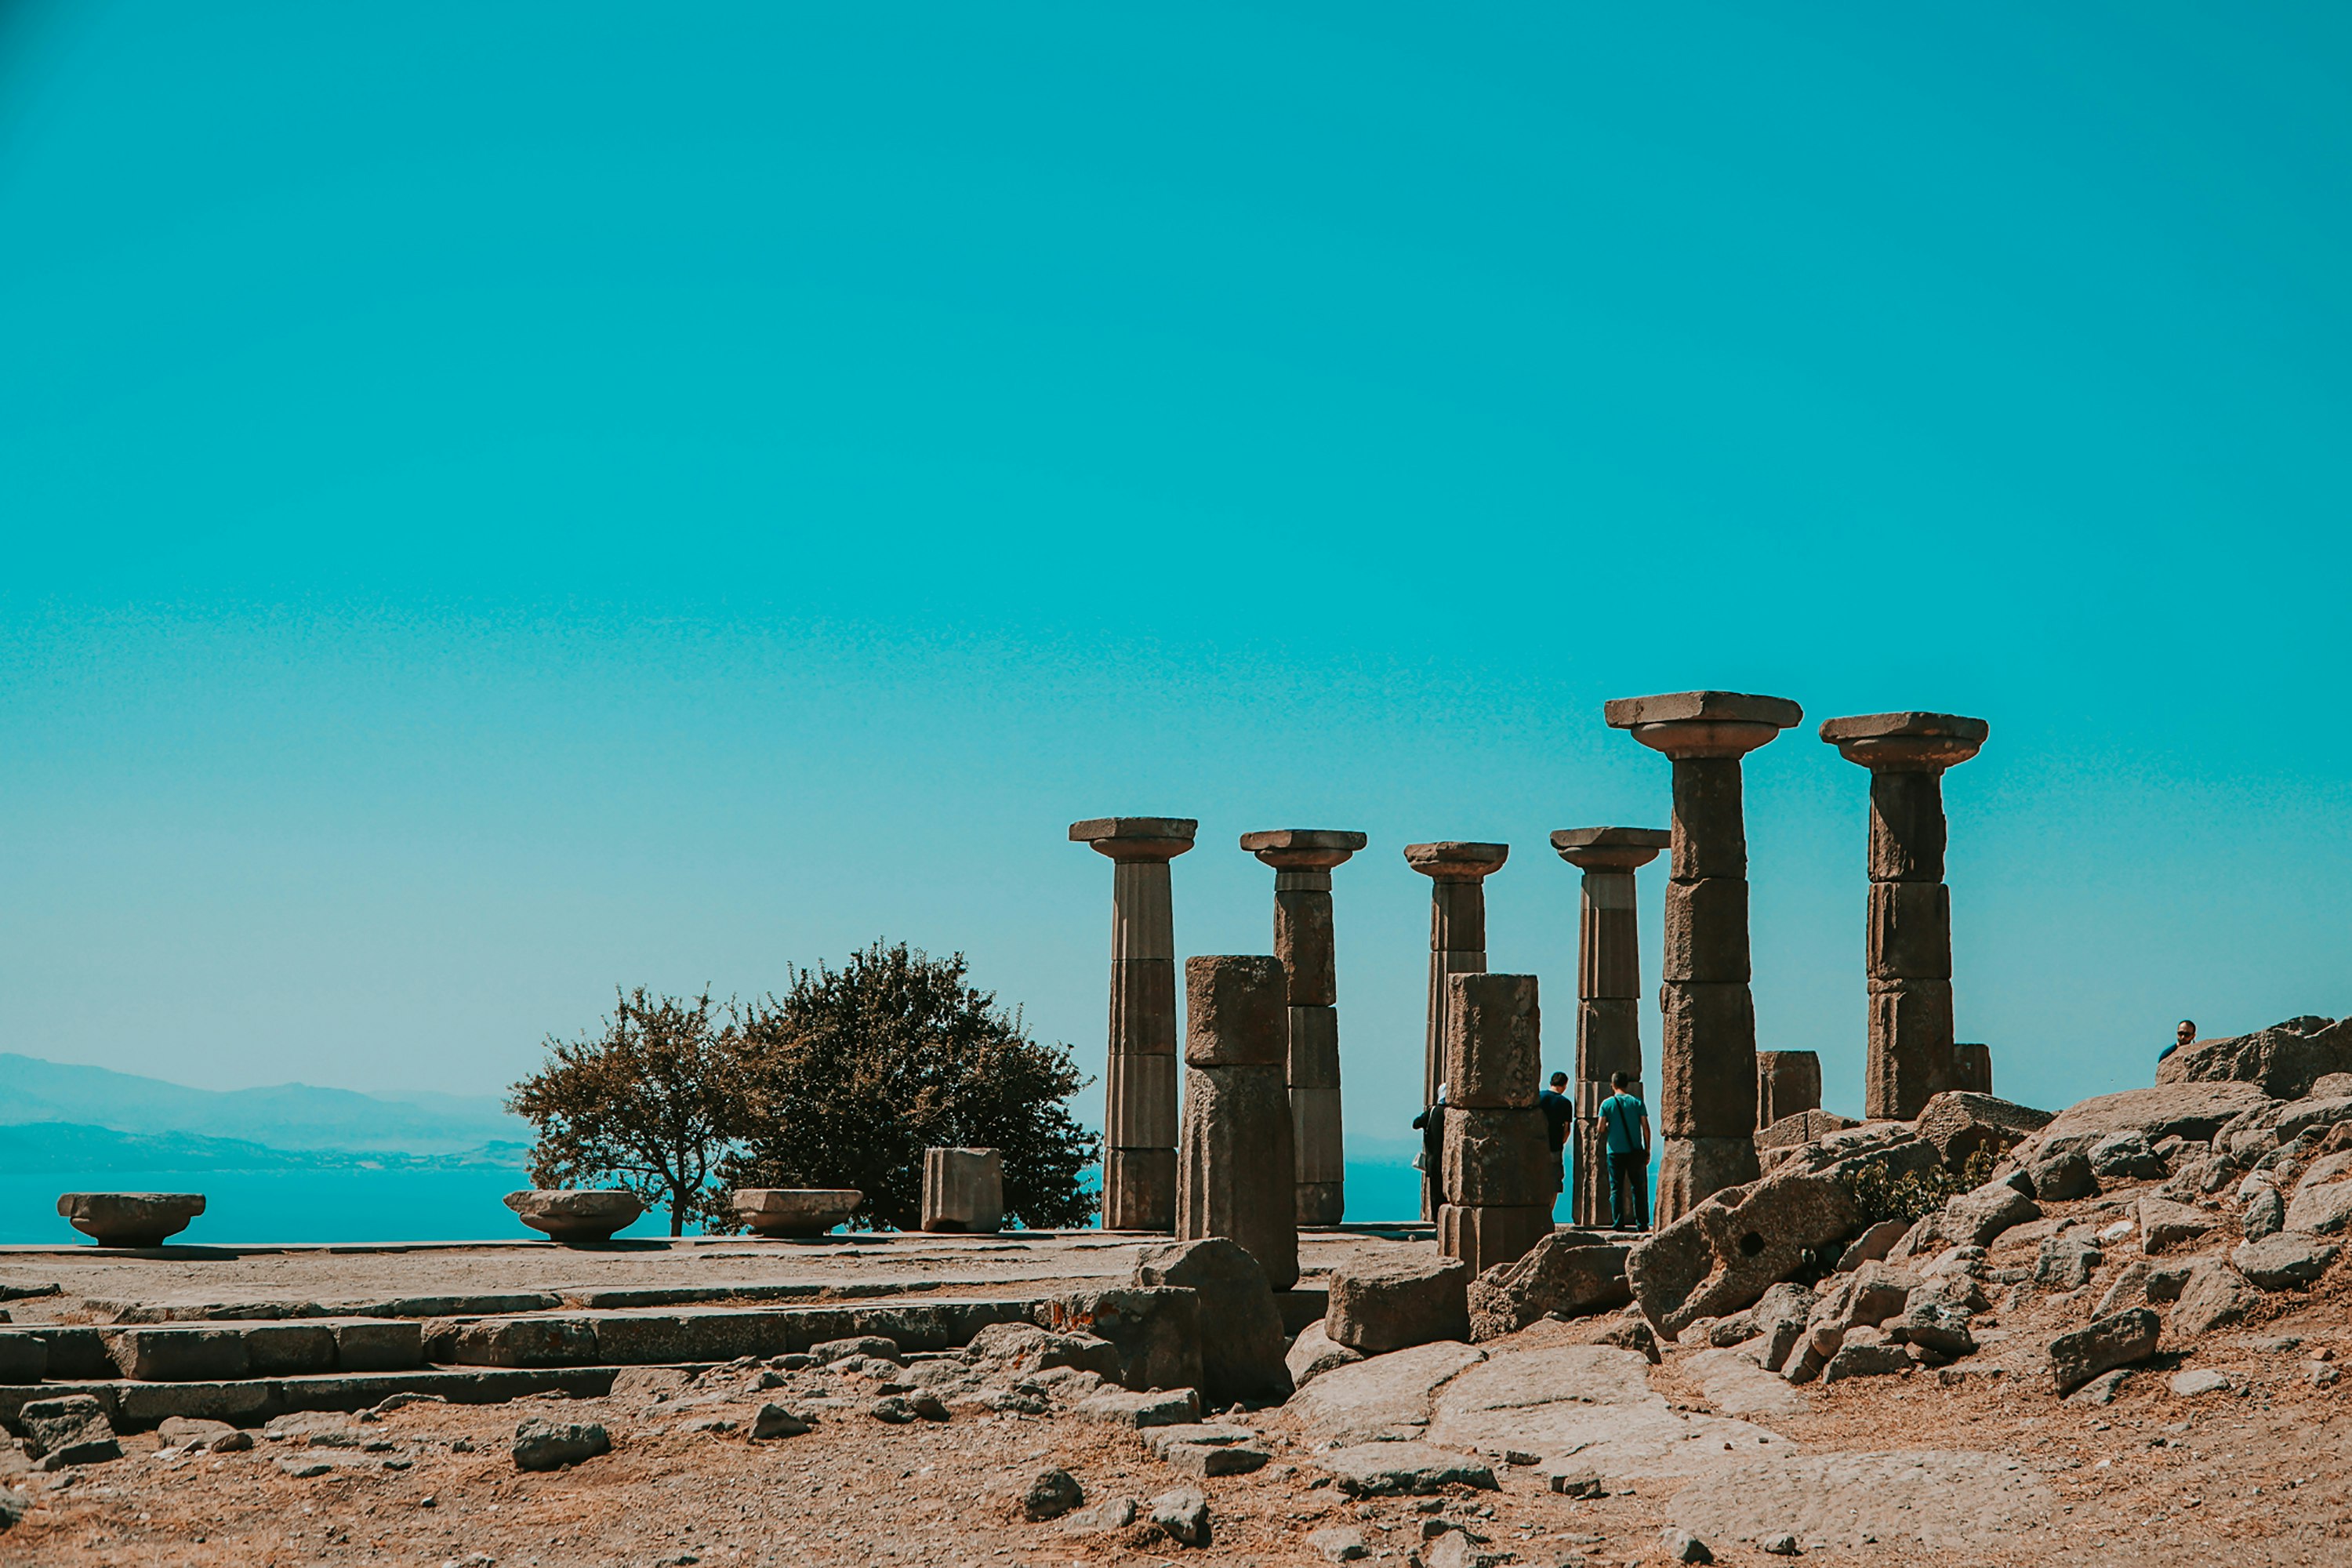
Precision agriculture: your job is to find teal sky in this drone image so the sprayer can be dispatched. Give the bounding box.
[4,3,2350,1151]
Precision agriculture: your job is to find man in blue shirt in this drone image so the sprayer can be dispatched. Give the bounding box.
[1598,1071,1650,1232]
[1537,1071,1574,1198]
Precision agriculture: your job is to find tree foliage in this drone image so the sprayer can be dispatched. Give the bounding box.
[506,987,739,1237]
[717,941,1098,1231]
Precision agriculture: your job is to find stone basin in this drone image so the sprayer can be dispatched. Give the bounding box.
[733,1188,862,1238]
[58,1192,206,1247]
[503,1189,644,1243]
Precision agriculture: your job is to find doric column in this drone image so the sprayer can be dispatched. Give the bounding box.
[1954,1042,1993,1095]
[1070,815,1196,1232]
[1439,972,1552,1276]
[1549,827,1668,1229]
[1404,840,1509,1220]
[1178,954,1298,1289]
[1240,829,1367,1228]
[1818,713,1988,1120]
[1755,1051,1822,1131]
[1604,690,1802,1222]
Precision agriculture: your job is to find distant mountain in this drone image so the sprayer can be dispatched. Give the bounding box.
[0,1120,531,1174]
[0,1054,532,1155]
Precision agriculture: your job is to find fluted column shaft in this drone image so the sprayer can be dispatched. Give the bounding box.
[1243,829,1367,1229]
[1606,691,1802,1224]
[1552,827,1667,1229]
[1072,816,1196,1231]
[1820,713,1988,1120]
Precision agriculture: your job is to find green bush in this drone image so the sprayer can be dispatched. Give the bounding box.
[1843,1149,1997,1228]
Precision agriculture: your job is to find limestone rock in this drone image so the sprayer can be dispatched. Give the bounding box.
[1040,1287,1202,1392]
[964,1321,1120,1380]
[2090,1132,2166,1181]
[2169,1367,2232,1397]
[502,1189,642,1243]
[1915,1092,2052,1167]
[2232,1232,2338,1290]
[920,1148,1004,1234]
[1938,1178,2040,1248]
[2241,1182,2285,1242]
[510,1419,609,1472]
[2157,1014,2352,1101]
[1626,1165,1863,1337]
[2273,1094,2352,1144]
[1022,1467,1083,1522]
[1312,1441,1497,1497]
[1755,1109,1862,1171]
[1060,1495,1138,1534]
[55,1192,204,1248]
[1325,1255,1470,1354]
[2285,1150,2352,1236]
[1822,1333,1911,1381]
[731,1188,862,1237]
[2167,1262,2250,1337]
[2046,1308,2159,1395]
[1076,1387,1200,1428]
[749,1403,809,1439]
[1833,1218,1907,1272]
[811,1334,902,1365]
[1309,1525,1370,1562]
[1133,1236,1293,1406]
[2136,1197,2218,1254]
[19,1395,119,1465]
[2024,1146,2098,1201]
[2034,1232,2102,1289]
[1145,1486,1210,1547]
[1283,1322,1363,1388]
[1285,1338,1485,1446]
[1465,1229,1628,1340]
[1661,1526,1715,1564]
[1889,1301,1976,1358]
[0,1332,45,1385]
[2028,1083,2274,1151]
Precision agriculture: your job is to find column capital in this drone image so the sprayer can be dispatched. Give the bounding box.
[1070,816,1198,862]
[1404,841,1509,880]
[1604,691,1802,759]
[1549,826,1670,873]
[1240,828,1367,871]
[1818,712,1987,771]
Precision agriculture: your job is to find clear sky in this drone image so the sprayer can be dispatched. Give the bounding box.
[4,3,2350,1151]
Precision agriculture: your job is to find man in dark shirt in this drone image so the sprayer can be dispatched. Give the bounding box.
[1410,1084,1448,1208]
[1537,1071,1573,1196]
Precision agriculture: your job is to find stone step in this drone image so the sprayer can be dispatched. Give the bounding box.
[0,1365,639,1431]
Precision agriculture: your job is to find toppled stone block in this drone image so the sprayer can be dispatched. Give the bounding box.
[502,1189,642,1243]
[1313,1440,1497,1497]
[1748,1283,1818,1373]
[1833,1218,1907,1272]
[20,1395,120,1466]
[2047,1308,2159,1395]
[964,1321,1120,1380]
[2169,1367,2233,1397]
[510,1417,609,1471]
[1465,1229,1628,1341]
[1283,1323,1362,1388]
[920,1147,1004,1234]
[2232,1232,2339,1290]
[2169,1261,2252,1337]
[1326,1256,1469,1354]
[1039,1287,1202,1393]
[56,1192,204,1248]
[1162,1439,1269,1477]
[1755,1109,1862,1171]
[731,1188,862,1238]
[1915,1091,2053,1167]
[1625,1166,1862,1338]
[1076,1386,1200,1428]
[1134,1237,1291,1406]
[2137,1197,2218,1254]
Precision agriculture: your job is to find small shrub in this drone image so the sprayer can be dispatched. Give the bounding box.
[1844,1149,1997,1227]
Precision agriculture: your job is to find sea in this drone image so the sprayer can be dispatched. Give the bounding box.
[0,1160,1471,1246]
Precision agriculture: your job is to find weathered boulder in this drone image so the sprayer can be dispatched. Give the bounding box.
[2024,1145,2098,1202]
[1822,1328,1912,1381]
[2231,1232,2339,1290]
[1146,1486,1211,1546]
[2089,1132,2166,1181]
[2136,1197,2217,1254]
[1022,1466,1084,1521]
[503,1189,643,1243]
[1809,1262,1916,1335]
[2034,1232,2102,1289]
[1755,1109,1862,1171]
[1923,1178,2040,1250]
[1888,1301,1976,1358]
[1283,1322,1363,1388]
[2285,1150,2352,1236]
[1286,1338,1486,1446]
[1039,1287,1203,1393]
[1312,1441,1496,1497]
[2047,1308,2159,1395]
[2169,1261,2251,1337]
[1625,1166,1862,1338]
[19,1395,120,1465]
[2027,1083,2274,1153]
[1324,1255,1469,1354]
[1833,1218,1908,1272]
[2241,1182,2285,1241]
[1133,1237,1292,1406]
[964,1321,1120,1380]
[510,1418,610,1471]
[55,1192,204,1248]
[2273,1095,2352,1145]
[1915,1092,2052,1167]
[1748,1283,1818,1372]
[1465,1229,1629,1341]
[2158,1014,2352,1101]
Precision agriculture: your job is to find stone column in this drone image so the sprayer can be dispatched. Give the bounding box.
[1549,827,1668,1229]
[1954,1042,1993,1095]
[1755,1051,1822,1131]
[1178,954,1298,1289]
[1070,816,1196,1232]
[1404,841,1508,1219]
[1240,829,1367,1228]
[1604,690,1802,1222]
[1440,972,1552,1276]
[1818,713,1988,1120]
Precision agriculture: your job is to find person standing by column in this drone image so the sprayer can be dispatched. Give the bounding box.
[1599,1071,1651,1232]
[1538,1070,1573,1203]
